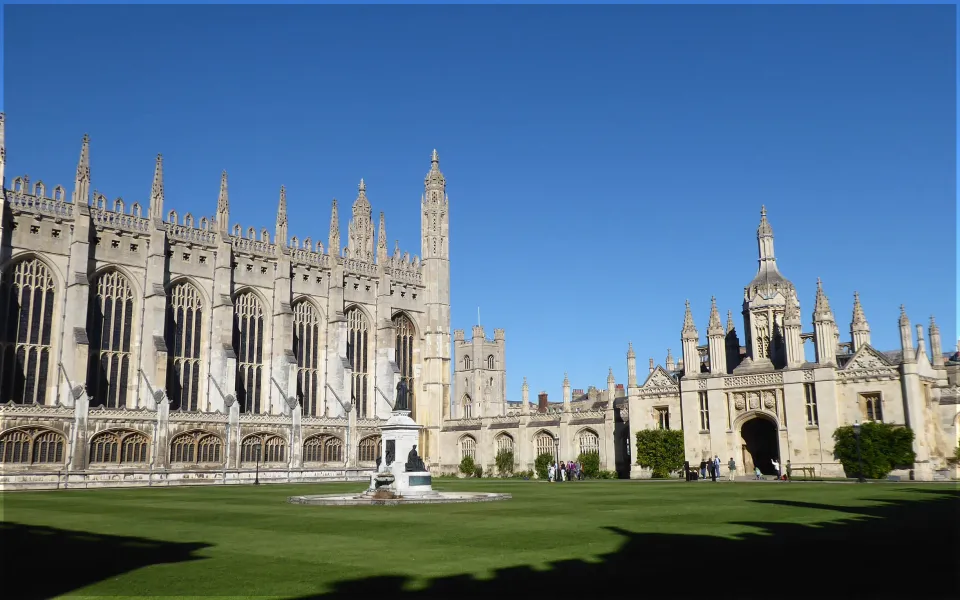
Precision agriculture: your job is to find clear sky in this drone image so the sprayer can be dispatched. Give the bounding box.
[3,4,956,404]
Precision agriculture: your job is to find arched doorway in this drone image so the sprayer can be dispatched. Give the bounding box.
[740,417,780,476]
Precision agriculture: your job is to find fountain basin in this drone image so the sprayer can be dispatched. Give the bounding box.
[288,491,511,506]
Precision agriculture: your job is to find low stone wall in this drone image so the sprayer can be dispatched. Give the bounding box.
[0,467,375,491]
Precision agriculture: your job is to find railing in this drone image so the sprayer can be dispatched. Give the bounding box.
[290,248,330,268]
[343,258,378,277]
[165,222,217,246]
[389,267,423,285]
[231,235,275,256]
[7,190,74,219]
[91,208,151,233]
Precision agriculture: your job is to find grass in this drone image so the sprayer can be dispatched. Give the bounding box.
[3,479,958,599]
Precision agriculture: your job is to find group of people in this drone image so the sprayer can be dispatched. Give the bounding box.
[548,460,583,482]
[697,455,737,482]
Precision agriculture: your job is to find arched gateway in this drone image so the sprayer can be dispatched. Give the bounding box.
[739,415,780,476]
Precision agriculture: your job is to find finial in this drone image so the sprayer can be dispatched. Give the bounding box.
[358,178,365,193]
[431,148,439,164]
[760,205,766,217]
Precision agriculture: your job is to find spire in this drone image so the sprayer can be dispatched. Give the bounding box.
[899,304,909,327]
[0,113,6,187]
[377,211,387,263]
[707,296,723,336]
[563,372,570,386]
[627,342,635,358]
[423,148,446,204]
[149,153,164,219]
[649,358,655,374]
[813,278,833,320]
[276,185,288,248]
[784,296,801,323]
[72,133,91,205]
[665,349,675,371]
[607,368,615,384]
[215,170,229,233]
[929,316,943,367]
[851,291,867,325]
[328,198,340,257]
[682,300,698,339]
[522,376,528,391]
[726,310,736,334]
[348,179,373,259]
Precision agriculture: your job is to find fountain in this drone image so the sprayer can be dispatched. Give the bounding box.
[289,380,510,506]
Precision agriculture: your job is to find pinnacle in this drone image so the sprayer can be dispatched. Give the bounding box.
[726,310,736,333]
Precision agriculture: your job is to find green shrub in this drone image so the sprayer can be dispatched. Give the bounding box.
[577,451,601,478]
[955,444,960,462]
[459,455,475,477]
[534,453,553,480]
[833,422,915,479]
[635,429,684,478]
[473,465,483,478]
[597,469,616,479]
[495,450,515,476]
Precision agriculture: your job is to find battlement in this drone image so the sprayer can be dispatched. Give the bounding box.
[472,325,485,339]
[454,329,465,342]
[494,328,505,341]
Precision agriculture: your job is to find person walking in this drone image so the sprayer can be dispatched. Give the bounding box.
[714,455,721,480]
[709,458,717,482]
[727,457,737,481]
[771,458,781,481]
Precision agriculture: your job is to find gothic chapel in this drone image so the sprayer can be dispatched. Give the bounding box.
[0,113,454,488]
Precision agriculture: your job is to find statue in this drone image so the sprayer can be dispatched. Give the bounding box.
[405,444,427,472]
[395,378,409,411]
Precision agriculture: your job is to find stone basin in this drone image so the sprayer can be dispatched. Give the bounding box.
[287,491,511,506]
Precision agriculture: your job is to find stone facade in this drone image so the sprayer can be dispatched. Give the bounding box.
[2,112,957,488]
[0,114,452,489]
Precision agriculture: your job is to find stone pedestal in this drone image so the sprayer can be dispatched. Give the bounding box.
[377,409,435,497]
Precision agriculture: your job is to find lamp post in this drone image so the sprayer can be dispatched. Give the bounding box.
[254,441,262,486]
[554,437,560,483]
[852,420,865,483]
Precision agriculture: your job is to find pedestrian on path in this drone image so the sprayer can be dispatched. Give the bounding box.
[727,458,737,481]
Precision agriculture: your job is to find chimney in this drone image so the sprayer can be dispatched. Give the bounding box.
[538,392,548,413]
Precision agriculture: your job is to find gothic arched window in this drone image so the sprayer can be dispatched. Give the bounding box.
[89,429,148,464]
[358,435,381,463]
[496,433,514,454]
[0,259,56,404]
[165,282,203,411]
[234,292,264,414]
[293,301,322,416]
[578,429,600,456]
[346,307,369,417]
[240,433,285,464]
[87,271,135,408]
[461,394,472,419]
[169,430,222,464]
[393,313,415,411]
[460,435,476,461]
[535,432,555,458]
[0,428,65,464]
[463,355,472,370]
[487,355,495,370]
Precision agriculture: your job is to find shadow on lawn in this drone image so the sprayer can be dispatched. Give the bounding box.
[1,521,210,600]
[294,488,960,600]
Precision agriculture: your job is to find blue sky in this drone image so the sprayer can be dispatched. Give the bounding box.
[3,4,956,403]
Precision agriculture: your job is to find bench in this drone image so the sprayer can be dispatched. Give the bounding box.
[786,465,817,480]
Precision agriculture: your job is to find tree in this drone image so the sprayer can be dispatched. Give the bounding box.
[577,451,600,478]
[459,455,476,477]
[635,429,684,478]
[534,453,553,480]
[495,449,515,477]
[832,422,916,479]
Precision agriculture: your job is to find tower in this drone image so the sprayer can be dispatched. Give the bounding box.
[72,134,91,206]
[626,343,637,388]
[742,206,796,368]
[149,154,164,221]
[347,179,374,260]
[607,368,616,401]
[706,296,726,375]
[899,305,915,363]
[812,278,836,365]
[421,150,451,463]
[328,199,340,258]
[681,301,699,377]
[521,377,529,414]
[216,171,229,235]
[276,185,288,249]
[930,316,944,367]
[562,372,571,411]
[850,291,871,352]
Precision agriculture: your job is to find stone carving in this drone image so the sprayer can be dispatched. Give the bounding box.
[749,393,759,410]
[724,372,783,388]
[734,396,746,411]
[763,394,776,409]
[395,379,409,411]
[698,378,707,390]
[385,439,395,465]
[646,369,676,388]
[802,370,814,382]
[845,347,889,370]
[405,444,427,472]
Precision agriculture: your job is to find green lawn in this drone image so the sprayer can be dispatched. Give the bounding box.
[3,479,958,599]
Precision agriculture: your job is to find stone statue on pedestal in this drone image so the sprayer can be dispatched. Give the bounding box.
[405,444,427,472]
[395,379,409,412]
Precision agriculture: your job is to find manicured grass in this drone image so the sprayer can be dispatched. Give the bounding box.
[3,479,958,599]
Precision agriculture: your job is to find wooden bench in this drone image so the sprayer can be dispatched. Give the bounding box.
[786,465,817,480]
